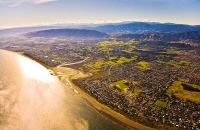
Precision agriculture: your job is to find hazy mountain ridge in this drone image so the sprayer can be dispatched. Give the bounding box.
[118,31,200,42]
[92,22,200,33]
[25,28,110,38]
[118,31,200,48]
[0,26,64,36]
[1,22,200,36]
[1,22,200,37]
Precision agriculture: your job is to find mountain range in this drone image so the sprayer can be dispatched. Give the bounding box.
[25,29,110,38]
[90,22,200,33]
[1,22,200,36]
[1,22,200,47]
[118,31,200,42]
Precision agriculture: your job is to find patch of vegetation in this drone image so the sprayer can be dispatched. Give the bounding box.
[133,87,141,96]
[109,56,117,61]
[94,58,105,69]
[166,60,191,67]
[112,80,129,91]
[116,56,136,64]
[107,60,118,65]
[167,81,200,103]
[113,39,123,45]
[107,56,137,66]
[137,61,149,71]
[177,78,184,82]
[126,39,136,44]
[154,100,167,108]
[100,41,111,46]
[166,60,178,67]
[178,60,191,66]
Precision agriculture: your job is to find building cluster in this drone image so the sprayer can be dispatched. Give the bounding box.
[1,37,200,129]
[74,58,200,129]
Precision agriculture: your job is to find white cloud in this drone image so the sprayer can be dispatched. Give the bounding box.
[33,0,58,4]
[0,0,58,7]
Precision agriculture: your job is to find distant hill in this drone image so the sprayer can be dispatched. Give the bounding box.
[118,31,200,48]
[2,22,200,37]
[91,22,200,33]
[25,29,110,38]
[0,26,63,36]
[118,31,200,42]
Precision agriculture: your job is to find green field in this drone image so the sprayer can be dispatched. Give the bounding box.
[84,56,138,74]
[154,100,167,108]
[107,56,137,65]
[112,80,129,91]
[167,81,200,103]
[83,39,139,74]
[166,60,191,67]
[100,41,111,46]
[94,58,105,69]
[133,87,141,96]
[137,61,149,71]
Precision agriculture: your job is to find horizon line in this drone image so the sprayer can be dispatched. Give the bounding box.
[0,21,199,30]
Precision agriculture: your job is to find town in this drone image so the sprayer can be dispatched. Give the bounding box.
[1,36,200,130]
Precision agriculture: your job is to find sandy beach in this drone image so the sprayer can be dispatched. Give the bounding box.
[18,52,154,130]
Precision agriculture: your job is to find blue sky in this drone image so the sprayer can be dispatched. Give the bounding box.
[0,0,200,28]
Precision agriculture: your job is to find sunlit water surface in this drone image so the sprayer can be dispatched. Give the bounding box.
[0,50,125,130]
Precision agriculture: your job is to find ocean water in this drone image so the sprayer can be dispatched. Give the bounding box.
[0,50,125,130]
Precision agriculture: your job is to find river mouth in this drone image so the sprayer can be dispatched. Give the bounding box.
[181,83,200,92]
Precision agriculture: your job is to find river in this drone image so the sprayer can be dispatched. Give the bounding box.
[0,49,125,130]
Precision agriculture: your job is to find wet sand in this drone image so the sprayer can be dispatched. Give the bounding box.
[18,52,154,130]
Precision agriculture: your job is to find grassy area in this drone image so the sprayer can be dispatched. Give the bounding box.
[94,58,105,69]
[117,56,136,64]
[133,87,141,96]
[100,41,111,46]
[166,60,191,67]
[178,60,191,66]
[112,80,129,91]
[109,56,117,60]
[154,100,167,108]
[107,60,118,66]
[113,39,123,45]
[122,45,136,53]
[126,39,136,44]
[84,58,105,69]
[100,39,137,47]
[108,56,118,65]
[84,39,139,74]
[137,61,149,71]
[167,81,200,104]
[107,56,137,65]
[86,56,138,67]
[84,56,137,74]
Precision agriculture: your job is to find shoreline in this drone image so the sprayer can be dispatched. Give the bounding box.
[68,71,154,130]
[17,52,154,130]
